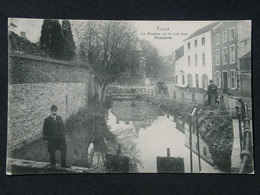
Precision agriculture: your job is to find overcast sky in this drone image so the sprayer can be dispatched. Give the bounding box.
[133,21,215,56]
[9,18,215,56]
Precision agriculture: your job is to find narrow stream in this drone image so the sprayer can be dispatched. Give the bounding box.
[107,99,220,173]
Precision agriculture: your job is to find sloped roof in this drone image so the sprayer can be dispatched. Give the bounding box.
[185,22,220,40]
[175,46,184,61]
[239,51,251,60]
[239,51,251,71]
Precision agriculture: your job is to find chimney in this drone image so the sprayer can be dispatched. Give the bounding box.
[20,31,26,38]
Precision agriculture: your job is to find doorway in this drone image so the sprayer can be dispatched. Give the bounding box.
[196,74,199,92]
[223,72,228,94]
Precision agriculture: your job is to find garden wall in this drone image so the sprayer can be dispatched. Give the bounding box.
[8,53,92,151]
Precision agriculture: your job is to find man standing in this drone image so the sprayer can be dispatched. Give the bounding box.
[207,80,218,105]
[43,105,69,168]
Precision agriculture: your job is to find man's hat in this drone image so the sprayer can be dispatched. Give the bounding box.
[50,105,58,111]
[210,80,213,82]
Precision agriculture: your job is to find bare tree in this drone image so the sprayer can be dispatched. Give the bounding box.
[73,21,138,102]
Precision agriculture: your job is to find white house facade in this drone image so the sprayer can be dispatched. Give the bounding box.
[183,22,219,91]
[174,46,185,88]
[175,56,185,88]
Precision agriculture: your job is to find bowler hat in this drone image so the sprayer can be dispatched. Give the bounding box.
[51,105,58,111]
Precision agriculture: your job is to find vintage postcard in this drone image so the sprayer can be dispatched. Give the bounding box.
[7,18,253,174]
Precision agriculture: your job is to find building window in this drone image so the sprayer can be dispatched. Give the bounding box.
[240,39,250,56]
[195,74,199,90]
[187,74,193,87]
[229,45,235,63]
[20,31,26,38]
[188,42,191,49]
[222,47,228,64]
[203,146,207,156]
[176,75,178,84]
[230,27,235,40]
[195,54,198,67]
[239,40,246,55]
[215,71,221,88]
[215,34,219,45]
[182,75,185,84]
[230,71,237,89]
[201,37,205,45]
[194,40,197,47]
[215,49,220,65]
[196,142,199,150]
[202,53,206,66]
[222,31,227,43]
[188,55,191,67]
[202,74,208,90]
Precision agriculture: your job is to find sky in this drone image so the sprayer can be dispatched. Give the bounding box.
[9,18,44,43]
[9,18,215,56]
[133,21,215,56]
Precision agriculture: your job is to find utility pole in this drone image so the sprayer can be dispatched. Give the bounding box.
[189,114,193,173]
[236,105,243,152]
[196,107,201,172]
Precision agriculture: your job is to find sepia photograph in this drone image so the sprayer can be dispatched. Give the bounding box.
[6,18,253,174]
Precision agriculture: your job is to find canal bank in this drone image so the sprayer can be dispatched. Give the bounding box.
[141,95,233,172]
[9,96,232,173]
[107,99,221,173]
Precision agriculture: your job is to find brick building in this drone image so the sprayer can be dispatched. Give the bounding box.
[212,21,251,96]
[212,21,240,95]
[237,21,252,96]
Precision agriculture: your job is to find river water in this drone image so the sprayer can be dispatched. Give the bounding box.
[107,99,220,173]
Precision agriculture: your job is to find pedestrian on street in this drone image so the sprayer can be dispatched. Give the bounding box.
[207,80,218,105]
[43,105,70,168]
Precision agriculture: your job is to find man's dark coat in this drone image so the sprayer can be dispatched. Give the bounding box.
[207,84,218,95]
[43,115,66,153]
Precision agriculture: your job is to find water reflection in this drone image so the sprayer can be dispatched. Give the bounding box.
[108,100,220,173]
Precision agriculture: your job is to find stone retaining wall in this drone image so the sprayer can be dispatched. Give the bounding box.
[8,53,91,152]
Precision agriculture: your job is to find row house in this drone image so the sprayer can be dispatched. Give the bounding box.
[182,22,220,92]
[174,46,185,88]
[237,21,251,96]
[212,21,239,94]
[212,21,251,96]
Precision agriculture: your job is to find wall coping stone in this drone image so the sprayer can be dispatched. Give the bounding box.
[9,52,90,70]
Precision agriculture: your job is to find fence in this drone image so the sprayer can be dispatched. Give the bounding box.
[237,99,253,174]
[107,86,252,118]
[187,99,253,173]
[188,106,201,173]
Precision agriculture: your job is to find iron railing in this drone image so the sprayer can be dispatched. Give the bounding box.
[189,106,201,173]
[237,99,253,174]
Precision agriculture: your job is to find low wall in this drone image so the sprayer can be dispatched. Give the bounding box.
[171,90,252,118]
[8,53,91,152]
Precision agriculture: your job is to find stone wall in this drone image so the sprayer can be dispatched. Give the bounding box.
[8,53,91,152]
